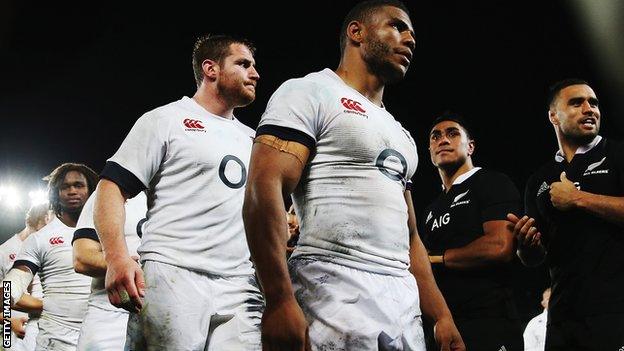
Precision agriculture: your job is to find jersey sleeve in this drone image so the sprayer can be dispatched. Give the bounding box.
[477,171,521,222]
[610,140,624,191]
[13,234,42,275]
[256,78,322,150]
[72,195,99,244]
[101,112,169,197]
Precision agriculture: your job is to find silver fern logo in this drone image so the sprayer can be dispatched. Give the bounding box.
[450,190,470,208]
[537,182,549,197]
[584,156,608,176]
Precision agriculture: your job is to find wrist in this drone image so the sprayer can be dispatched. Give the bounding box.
[428,250,446,266]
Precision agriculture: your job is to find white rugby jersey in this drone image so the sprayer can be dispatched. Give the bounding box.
[258,69,418,276]
[0,233,43,325]
[14,217,91,330]
[73,192,146,311]
[0,234,42,298]
[102,96,255,276]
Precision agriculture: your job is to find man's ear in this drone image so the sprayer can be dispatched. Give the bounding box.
[467,140,475,156]
[202,59,219,81]
[548,109,559,126]
[346,21,364,46]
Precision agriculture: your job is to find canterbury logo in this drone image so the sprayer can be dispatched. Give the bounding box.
[183,119,204,129]
[49,237,64,245]
[453,190,470,203]
[340,98,366,113]
[8,253,15,261]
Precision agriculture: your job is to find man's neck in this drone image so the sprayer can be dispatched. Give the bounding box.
[192,88,235,119]
[335,56,385,107]
[557,134,597,163]
[439,160,474,192]
[17,227,35,241]
[58,212,77,228]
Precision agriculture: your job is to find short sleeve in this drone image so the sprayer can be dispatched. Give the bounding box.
[102,112,168,197]
[478,171,521,222]
[256,78,321,149]
[14,234,41,274]
[609,140,624,191]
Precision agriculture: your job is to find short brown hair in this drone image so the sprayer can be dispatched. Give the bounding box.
[192,34,256,87]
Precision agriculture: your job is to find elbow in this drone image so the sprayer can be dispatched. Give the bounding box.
[73,256,88,275]
[490,243,515,263]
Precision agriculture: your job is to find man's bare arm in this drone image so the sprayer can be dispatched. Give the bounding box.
[94,179,144,311]
[73,238,107,277]
[14,294,43,314]
[405,191,465,351]
[243,139,310,350]
[438,220,515,269]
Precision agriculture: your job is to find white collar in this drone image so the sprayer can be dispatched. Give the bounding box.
[443,167,482,190]
[555,135,602,162]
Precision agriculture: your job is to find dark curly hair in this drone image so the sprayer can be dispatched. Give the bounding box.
[44,163,98,215]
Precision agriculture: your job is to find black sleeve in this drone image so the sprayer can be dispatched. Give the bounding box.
[100,161,146,198]
[256,125,316,150]
[72,228,99,244]
[609,139,624,193]
[477,171,521,222]
[13,260,39,275]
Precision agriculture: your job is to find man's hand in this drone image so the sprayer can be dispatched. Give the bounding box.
[10,316,28,339]
[507,214,541,249]
[261,297,310,351]
[433,317,465,351]
[105,256,145,313]
[550,172,580,211]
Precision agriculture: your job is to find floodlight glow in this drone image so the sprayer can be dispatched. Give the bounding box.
[0,186,21,209]
[29,189,48,206]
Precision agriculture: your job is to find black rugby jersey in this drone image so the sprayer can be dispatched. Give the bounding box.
[421,168,521,318]
[525,136,624,322]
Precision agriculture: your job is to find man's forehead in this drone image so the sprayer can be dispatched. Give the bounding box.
[560,84,596,98]
[63,171,87,182]
[371,5,413,26]
[227,43,254,58]
[431,121,461,133]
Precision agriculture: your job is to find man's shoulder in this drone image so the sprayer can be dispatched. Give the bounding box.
[138,98,189,123]
[276,69,337,95]
[31,218,71,242]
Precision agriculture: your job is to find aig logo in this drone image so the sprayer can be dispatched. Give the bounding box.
[431,213,450,230]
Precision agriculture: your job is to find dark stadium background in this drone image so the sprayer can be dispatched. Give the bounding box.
[1,0,623,325]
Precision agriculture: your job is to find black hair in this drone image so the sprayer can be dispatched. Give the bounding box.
[429,112,474,140]
[44,163,98,215]
[339,0,410,54]
[547,78,589,108]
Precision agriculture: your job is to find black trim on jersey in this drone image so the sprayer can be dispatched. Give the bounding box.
[100,161,146,198]
[72,228,99,244]
[256,125,316,150]
[13,260,39,275]
[406,181,413,191]
[136,218,147,238]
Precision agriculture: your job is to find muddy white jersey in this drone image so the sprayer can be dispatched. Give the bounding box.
[73,192,146,311]
[14,217,90,330]
[102,96,255,276]
[258,69,418,276]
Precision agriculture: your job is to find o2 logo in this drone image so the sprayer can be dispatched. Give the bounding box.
[218,155,247,189]
[375,149,408,183]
